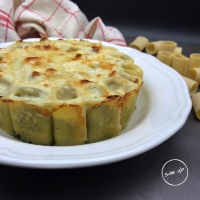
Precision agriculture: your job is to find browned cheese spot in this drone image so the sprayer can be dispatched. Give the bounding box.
[43,84,49,87]
[80,79,93,85]
[45,68,57,77]
[32,71,41,78]
[43,44,51,50]
[24,57,42,66]
[100,61,115,70]
[93,95,121,108]
[109,70,117,77]
[92,45,101,53]
[2,99,14,103]
[73,53,82,60]
[133,78,139,83]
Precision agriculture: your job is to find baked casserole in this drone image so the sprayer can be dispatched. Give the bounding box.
[0,38,143,146]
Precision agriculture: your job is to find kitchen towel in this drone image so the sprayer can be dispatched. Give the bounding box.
[0,0,126,46]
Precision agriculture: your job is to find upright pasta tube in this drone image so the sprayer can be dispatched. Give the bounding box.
[8,101,53,145]
[159,41,177,53]
[192,92,200,120]
[52,105,87,146]
[86,96,121,143]
[189,54,200,69]
[171,54,189,76]
[0,101,14,134]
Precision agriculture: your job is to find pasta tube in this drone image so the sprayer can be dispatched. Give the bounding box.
[9,102,53,145]
[145,41,163,54]
[181,76,198,96]
[187,68,200,84]
[192,92,200,120]
[189,53,200,69]
[159,41,177,53]
[0,102,14,134]
[174,47,182,55]
[171,54,189,76]
[157,51,173,66]
[52,105,87,146]
[129,36,149,51]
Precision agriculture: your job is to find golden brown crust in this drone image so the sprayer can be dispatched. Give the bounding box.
[0,38,143,145]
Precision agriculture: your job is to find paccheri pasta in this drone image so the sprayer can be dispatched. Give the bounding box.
[129,36,149,51]
[192,92,200,120]
[188,68,200,85]
[189,54,200,69]
[0,38,143,145]
[157,51,173,66]
[174,47,182,55]
[129,36,200,120]
[171,54,189,76]
[159,41,177,53]
[145,41,163,55]
[181,76,198,96]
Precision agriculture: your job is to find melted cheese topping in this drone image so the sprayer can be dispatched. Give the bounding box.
[0,38,143,110]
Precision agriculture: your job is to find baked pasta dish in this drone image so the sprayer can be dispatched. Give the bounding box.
[0,38,143,146]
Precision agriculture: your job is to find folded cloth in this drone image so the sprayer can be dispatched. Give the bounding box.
[0,0,126,46]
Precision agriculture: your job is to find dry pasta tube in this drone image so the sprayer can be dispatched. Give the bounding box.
[145,41,163,54]
[187,68,200,85]
[181,76,198,96]
[171,54,189,76]
[191,92,200,120]
[189,53,200,69]
[174,47,182,55]
[129,36,149,51]
[157,51,173,66]
[159,41,177,53]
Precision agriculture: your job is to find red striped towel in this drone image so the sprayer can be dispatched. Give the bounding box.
[0,0,127,46]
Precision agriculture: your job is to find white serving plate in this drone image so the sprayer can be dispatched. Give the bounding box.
[0,38,192,169]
